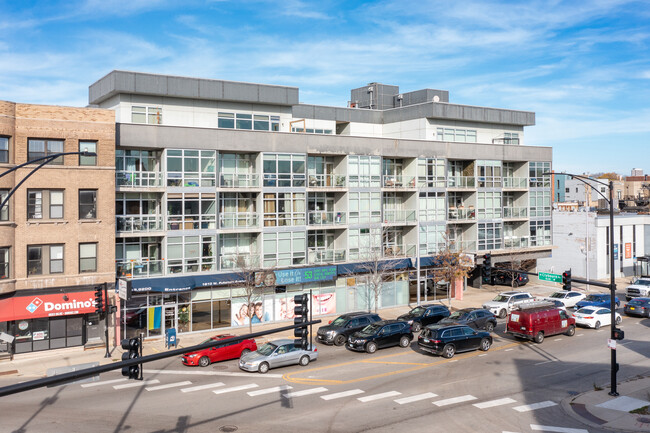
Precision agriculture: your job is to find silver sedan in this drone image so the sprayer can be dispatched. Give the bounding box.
[238,338,318,374]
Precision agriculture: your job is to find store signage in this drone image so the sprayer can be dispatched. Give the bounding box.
[0,291,97,322]
[625,243,632,259]
[273,266,337,286]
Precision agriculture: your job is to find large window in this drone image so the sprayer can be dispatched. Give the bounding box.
[79,140,97,166]
[477,192,502,220]
[348,156,381,187]
[220,193,256,228]
[417,158,446,188]
[419,225,445,256]
[349,227,381,260]
[0,189,8,221]
[419,192,445,221]
[28,139,64,164]
[530,220,551,246]
[263,193,305,226]
[477,160,502,188]
[529,190,551,217]
[220,233,258,269]
[436,128,477,143]
[166,149,216,187]
[218,112,280,131]
[27,190,64,219]
[116,149,161,187]
[0,136,8,163]
[0,247,9,279]
[132,106,162,124]
[478,222,502,251]
[79,190,96,219]
[348,192,381,224]
[167,193,216,230]
[529,162,551,188]
[79,243,97,273]
[263,231,306,267]
[263,154,306,187]
[27,244,64,275]
[167,235,216,274]
[219,153,256,187]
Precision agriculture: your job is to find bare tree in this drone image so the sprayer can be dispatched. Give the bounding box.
[354,226,394,313]
[495,252,535,288]
[430,233,473,302]
[232,254,267,334]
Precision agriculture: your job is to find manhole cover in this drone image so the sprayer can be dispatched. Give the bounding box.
[219,426,238,432]
[636,417,650,424]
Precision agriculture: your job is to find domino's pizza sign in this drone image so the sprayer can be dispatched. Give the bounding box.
[26,297,44,314]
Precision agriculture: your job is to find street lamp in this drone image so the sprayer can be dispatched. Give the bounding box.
[545,171,619,396]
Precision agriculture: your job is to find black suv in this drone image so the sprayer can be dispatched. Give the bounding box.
[397,304,450,332]
[418,324,492,358]
[316,312,382,346]
[345,320,413,353]
[437,308,497,332]
[484,270,529,288]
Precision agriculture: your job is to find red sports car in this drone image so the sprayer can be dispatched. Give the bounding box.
[182,335,257,367]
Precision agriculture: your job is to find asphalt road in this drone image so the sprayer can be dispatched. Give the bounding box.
[2,313,649,433]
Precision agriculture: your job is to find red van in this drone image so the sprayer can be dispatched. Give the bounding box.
[506,302,576,343]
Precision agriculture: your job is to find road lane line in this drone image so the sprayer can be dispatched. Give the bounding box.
[554,338,563,341]
[358,391,402,402]
[362,360,430,366]
[321,389,365,400]
[473,397,517,409]
[181,382,225,393]
[145,369,282,378]
[531,424,588,433]
[478,354,488,357]
[146,381,192,391]
[394,392,438,404]
[433,395,477,406]
[505,349,514,352]
[283,387,328,398]
[81,378,127,388]
[114,380,160,389]
[576,334,584,336]
[212,384,258,395]
[513,401,557,412]
[247,385,293,396]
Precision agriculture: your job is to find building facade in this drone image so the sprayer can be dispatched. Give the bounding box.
[0,101,116,354]
[88,71,553,340]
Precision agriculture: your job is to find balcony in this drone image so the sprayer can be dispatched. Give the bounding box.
[308,211,347,226]
[447,207,476,221]
[503,177,528,189]
[382,175,416,189]
[116,216,164,234]
[383,243,416,258]
[504,236,530,249]
[417,177,446,189]
[447,176,476,188]
[383,209,416,224]
[308,174,346,188]
[220,253,260,270]
[348,211,382,225]
[219,212,259,229]
[116,171,163,188]
[308,248,346,265]
[116,259,164,279]
[220,173,260,188]
[167,217,217,230]
[503,207,528,219]
[448,240,477,252]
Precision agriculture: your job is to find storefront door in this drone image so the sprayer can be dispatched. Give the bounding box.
[163,305,177,334]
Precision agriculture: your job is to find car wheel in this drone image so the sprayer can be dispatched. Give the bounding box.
[512,280,519,288]
[412,322,422,333]
[479,338,491,351]
[198,356,210,367]
[299,355,310,366]
[594,321,601,330]
[565,325,576,336]
[498,309,507,319]
[485,321,495,332]
[334,334,346,346]
[258,362,270,374]
[366,342,378,354]
[615,316,622,325]
[534,331,544,344]
[240,348,251,357]
[442,344,456,359]
[399,336,410,348]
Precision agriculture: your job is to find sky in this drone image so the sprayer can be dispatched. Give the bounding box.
[1,0,649,175]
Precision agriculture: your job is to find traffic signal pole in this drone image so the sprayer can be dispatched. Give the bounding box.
[103,282,111,358]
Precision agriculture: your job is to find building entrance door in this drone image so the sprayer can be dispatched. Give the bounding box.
[163,305,177,335]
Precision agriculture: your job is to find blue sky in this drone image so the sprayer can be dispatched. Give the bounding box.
[1,0,649,175]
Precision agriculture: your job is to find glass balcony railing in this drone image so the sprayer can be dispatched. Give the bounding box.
[529,235,552,247]
[116,259,164,279]
[504,236,530,249]
[447,208,476,220]
[116,171,163,188]
[116,216,163,233]
[417,177,447,188]
[219,173,259,188]
[307,174,346,188]
[503,177,528,188]
[447,176,476,188]
[382,175,416,188]
[308,211,347,226]
[448,240,477,252]
[383,243,416,258]
[383,209,416,224]
[219,212,259,229]
[167,217,217,230]
[347,211,382,225]
[308,248,346,265]
[503,207,528,218]
[220,254,260,270]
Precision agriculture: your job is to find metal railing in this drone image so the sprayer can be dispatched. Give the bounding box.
[308,248,347,265]
[167,217,217,230]
[220,254,260,270]
[529,235,552,247]
[116,171,163,188]
[382,175,416,188]
[219,212,259,229]
[503,207,528,218]
[417,177,447,188]
[116,216,163,233]
[308,211,347,226]
[347,211,382,224]
[448,240,477,252]
[503,177,528,188]
[447,176,476,188]
[504,236,530,249]
[447,208,476,220]
[383,243,416,258]
[116,259,164,279]
[383,209,416,224]
[307,174,346,188]
[220,173,260,188]
[348,175,382,188]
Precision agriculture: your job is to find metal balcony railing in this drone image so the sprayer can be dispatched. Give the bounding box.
[347,211,382,225]
[503,177,528,188]
[503,207,528,218]
[116,259,164,279]
[447,208,476,220]
[308,249,347,265]
[308,211,347,226]
[307,174,346,188]
[382,175,416,188]
[116,171,163,188]
[219,212,259,229]
[116,216,163,233]
[220,254,260,270]
[220,173,260,188]
[447,176,476,188]
[504,236,530,249]
[383,209,416,224]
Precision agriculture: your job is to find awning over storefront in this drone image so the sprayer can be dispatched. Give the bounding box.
[337,258,413,275]
[0,291,97,322]
[131,273,246,293]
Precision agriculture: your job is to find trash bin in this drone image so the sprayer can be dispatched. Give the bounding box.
[165,328,177,349]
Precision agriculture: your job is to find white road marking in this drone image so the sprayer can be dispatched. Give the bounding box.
[531,424,589,433]
[144,369,282,378]
[473,397,517,409]
[505,349,514,352]
[554,338,563,341]
[534,360,556,365]
[81,378,127,388]
[321,389,365,400]
[433,395,477,406]
[212,384,258,395]
[478,354,488,357]
[181,382,225,393]
[576,334,584,336]
[448,360,458,363]
[513,401,557,412]
[283,387,328,398]
[394,392,438,404]
[247,385,293,396]
[114,380,160,389]
[358,391,402,402]
[146,381,192,391]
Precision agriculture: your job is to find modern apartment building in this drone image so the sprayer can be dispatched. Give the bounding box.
[88,70,553,340]
[0,101,116,354]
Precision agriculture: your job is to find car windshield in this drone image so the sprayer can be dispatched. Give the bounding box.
[257,343,277,356]
[447,311,468,320]
[634,279,650,286]
[409,307,426,316]
[492,295,510,302]
[584,295,602,301]
[359,323,382,336]
[629,299,648,305]
[577,308,595,314]
[330,317,347,327]
[549,292,565,299]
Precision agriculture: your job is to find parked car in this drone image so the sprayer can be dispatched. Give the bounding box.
[624,297,650,317]
[238,339,317,374]
[505,303,576,343]
[418,324,492,358]
[437,308,497,332]
[575,293,620,310]
[182,335,257,367]
[316,312,382,346]
[485,270,529,288]
[573,307,622,329]
[625,277,650,301]
[345,320,413,353]
[397,304,450,332]
[483,291,535,318]
[541,291,586,308]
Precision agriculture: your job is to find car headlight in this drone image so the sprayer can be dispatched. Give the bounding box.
[407,320,413,325]
[187,354,199,358]
[326,330,336,336]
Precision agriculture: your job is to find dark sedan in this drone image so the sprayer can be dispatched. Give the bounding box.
[316,312,381,346]
[575,293,620,310]
[397,304,450,332]
[345,320,413,354]
[418,324,492,358]
[624,297,650,317]
[437,308,497,332]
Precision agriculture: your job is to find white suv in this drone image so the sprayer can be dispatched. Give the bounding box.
[483,291,535,318]
[625,277,650,301]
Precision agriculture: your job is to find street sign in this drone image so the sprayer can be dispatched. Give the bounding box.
[538,272,563,283]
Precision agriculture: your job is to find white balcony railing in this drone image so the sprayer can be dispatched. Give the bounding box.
[383,243,416,258]
[116,259,164,279]
[503,177,528,188]
[220,254,260,270]
[308,211,347,226]
[447,208,476,220]
[308,248,346,265]
[383,175,416,188]
[220,173,260,188]
[348,211,382,225]
[383,209,416,224]
[504,236,530,249]
[503,207,528,218]
[307,174,346,188]
[447,176,476,188]
[116,171,163,188]
[219,212,259,229]
[116,216,164,233]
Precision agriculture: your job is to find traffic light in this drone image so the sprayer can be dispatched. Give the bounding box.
[482,253,492,282]
[94,286,104,315]
[293,294,309,350]
[121,337,142,380]
[613,328,625,341]
[562,270,572,291]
